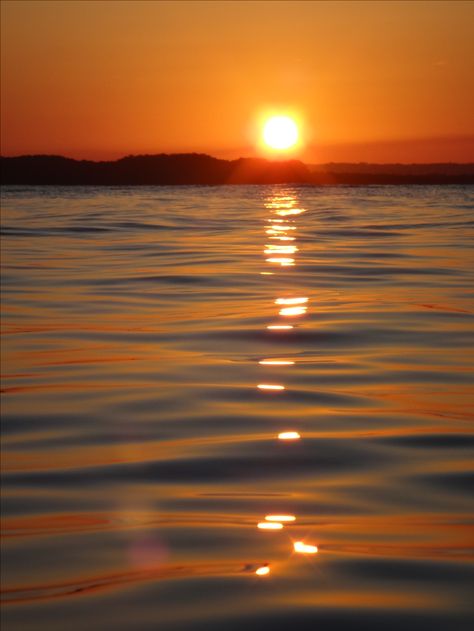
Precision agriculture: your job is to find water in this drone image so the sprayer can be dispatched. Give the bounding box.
[1,185,473,631]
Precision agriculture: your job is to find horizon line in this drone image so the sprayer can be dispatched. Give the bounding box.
[2,134,473,164]
[2,152,474,167]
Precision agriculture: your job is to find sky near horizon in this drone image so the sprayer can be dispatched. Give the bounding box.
[1,0,473,163]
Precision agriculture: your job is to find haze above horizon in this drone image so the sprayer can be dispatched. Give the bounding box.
[1,0,473,163]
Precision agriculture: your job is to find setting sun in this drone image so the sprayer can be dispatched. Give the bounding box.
[263,116,299,150]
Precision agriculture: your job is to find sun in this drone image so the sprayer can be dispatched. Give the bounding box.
[262,116,299,150]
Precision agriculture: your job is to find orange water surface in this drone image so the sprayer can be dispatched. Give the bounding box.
[1,185,473,631]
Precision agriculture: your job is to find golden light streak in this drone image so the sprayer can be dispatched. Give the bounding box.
[257,384,285,390]
[265,244,298,250]
[275,297,308,305]
[265,197,295,208]
[279,306,307,316]
[265,515,296,522]
[267,325,294,330]
[264,251,295,257]
[266,257,295,266]
[258,521,284,530]
[264,247,298,255]
[269,224,296,231]
[276,208,306,216]
[269,236,295,241]
[255,566,270,576]
[278,431,301,440]
[259,359,295,365]
[294,541,318,554]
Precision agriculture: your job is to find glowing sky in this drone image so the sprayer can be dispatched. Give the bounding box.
[1,0,473,162]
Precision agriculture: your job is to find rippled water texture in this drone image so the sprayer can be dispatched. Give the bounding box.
[1,185,474,631]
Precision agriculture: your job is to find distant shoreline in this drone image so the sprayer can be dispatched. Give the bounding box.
[2,153,473,186]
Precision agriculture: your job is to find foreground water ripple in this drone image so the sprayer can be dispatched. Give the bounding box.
[1,184,473,630]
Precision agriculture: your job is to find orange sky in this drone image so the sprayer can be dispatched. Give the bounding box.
[1,0,473,163]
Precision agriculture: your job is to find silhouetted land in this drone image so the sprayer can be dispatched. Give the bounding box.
[1,154,473,185]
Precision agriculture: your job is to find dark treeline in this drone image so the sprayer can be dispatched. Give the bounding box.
[1,153,473,185]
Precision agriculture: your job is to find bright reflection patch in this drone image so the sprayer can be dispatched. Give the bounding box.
[279,306,307,316]
[266,257,295,266]
[264,246,297,254]
[264,250,297,256]
[267,325,294,330]
[276,208,306,216]
[265,197,295,208]
[278,431,301,440]
[265,515,296,522]
[275,297,308,305]
[257,384,285,390]
[294,541,318,554]
[258,521,283,530]
[255,565,270,576]
[269,224,296,231]
[259,360,295,365]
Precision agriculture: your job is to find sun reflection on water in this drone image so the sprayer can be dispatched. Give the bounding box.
[266,257,295,266]
[275,297,308,305]
[294,541,318,554]
[278,431,301,440]
[265,515,296,522]
[264,246,298,254]
[258,359,295,365]
[255,566,270,576]
[258,522,284,530]
[269,235,295,241]
[267,224,296,231]
[276,208,306,216]
[279,306,307,316]
[253,190,311,575]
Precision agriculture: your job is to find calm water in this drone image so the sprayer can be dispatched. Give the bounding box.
[1,185,474,631]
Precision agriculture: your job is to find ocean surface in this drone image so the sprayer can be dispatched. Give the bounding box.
[1,185,473,631]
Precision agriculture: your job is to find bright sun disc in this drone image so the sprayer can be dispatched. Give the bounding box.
[263,116,298,150]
